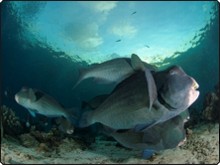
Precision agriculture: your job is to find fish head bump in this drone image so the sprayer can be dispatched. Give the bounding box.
[15,87,36,106]
[158,66,199,110]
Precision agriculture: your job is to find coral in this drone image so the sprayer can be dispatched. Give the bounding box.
[202,83,219,122]
[19,133,39,148]
[1,105,24,137]
[29,128,64,151]
[17,127,64,152]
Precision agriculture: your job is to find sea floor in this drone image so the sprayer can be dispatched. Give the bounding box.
[1,122,219,164]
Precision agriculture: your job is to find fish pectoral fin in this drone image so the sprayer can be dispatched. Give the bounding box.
[144,68,157,109]
[131,54,145,71]
[27,109,37,117]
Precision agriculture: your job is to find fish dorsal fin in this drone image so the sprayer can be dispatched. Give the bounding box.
[131,54,145,71]
[144,68,157,110]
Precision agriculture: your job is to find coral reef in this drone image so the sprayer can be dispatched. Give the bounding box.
[202,83,219,122]
[1,105,24,137]
[19,133,39,148]
[18,127,66,153]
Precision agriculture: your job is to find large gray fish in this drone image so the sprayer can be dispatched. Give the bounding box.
[81,94,109,110]
[79,65,199,131]
[73,54,157,89]
[15,87,77,134]
[104,110,189,159]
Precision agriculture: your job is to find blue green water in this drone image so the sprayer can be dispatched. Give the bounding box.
[1,1,219,124]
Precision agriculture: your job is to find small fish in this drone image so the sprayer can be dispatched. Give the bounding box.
[105,110,189,159]
[145,45,150,48]
[115,39,121,42]
[73,54,156,89]
[15,87,77,132]
[79,65,199,131]
[131,11,137,15]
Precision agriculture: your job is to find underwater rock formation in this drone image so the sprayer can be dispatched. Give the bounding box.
[202,83,219,121]
[1,105,24,137]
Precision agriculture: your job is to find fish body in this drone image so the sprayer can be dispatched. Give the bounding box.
[73,54,156,88]
[115,39,121,42]
[15,87,76,133]
[79,68,158,129]
[81,94,109,110]
[73,58,133,89]
[131,11,137,15]
[107,110,189,156]
[79,65,199,131]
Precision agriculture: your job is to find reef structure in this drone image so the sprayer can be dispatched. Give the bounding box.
[202,83,219,122]
[1,105,24,138]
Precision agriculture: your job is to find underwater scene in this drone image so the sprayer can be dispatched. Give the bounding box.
[1,1,219,164]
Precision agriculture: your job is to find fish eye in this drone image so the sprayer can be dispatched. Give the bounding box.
[169,69,178,75]
[169,66,180,75]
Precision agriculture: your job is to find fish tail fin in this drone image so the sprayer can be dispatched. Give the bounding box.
[72,68,87,90]
[78,110,93,128]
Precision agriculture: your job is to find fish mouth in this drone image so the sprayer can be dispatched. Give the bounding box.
[191,78,199,90]
[15,94,19,103]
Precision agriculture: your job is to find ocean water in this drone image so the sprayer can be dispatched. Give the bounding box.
[1,1,219,134]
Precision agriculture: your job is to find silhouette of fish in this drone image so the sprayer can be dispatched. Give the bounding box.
[131,11,137,15]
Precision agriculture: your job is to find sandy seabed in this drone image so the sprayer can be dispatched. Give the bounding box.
[1,122,219,164]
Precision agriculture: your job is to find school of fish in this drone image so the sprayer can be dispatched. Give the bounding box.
[15,54,199,159]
